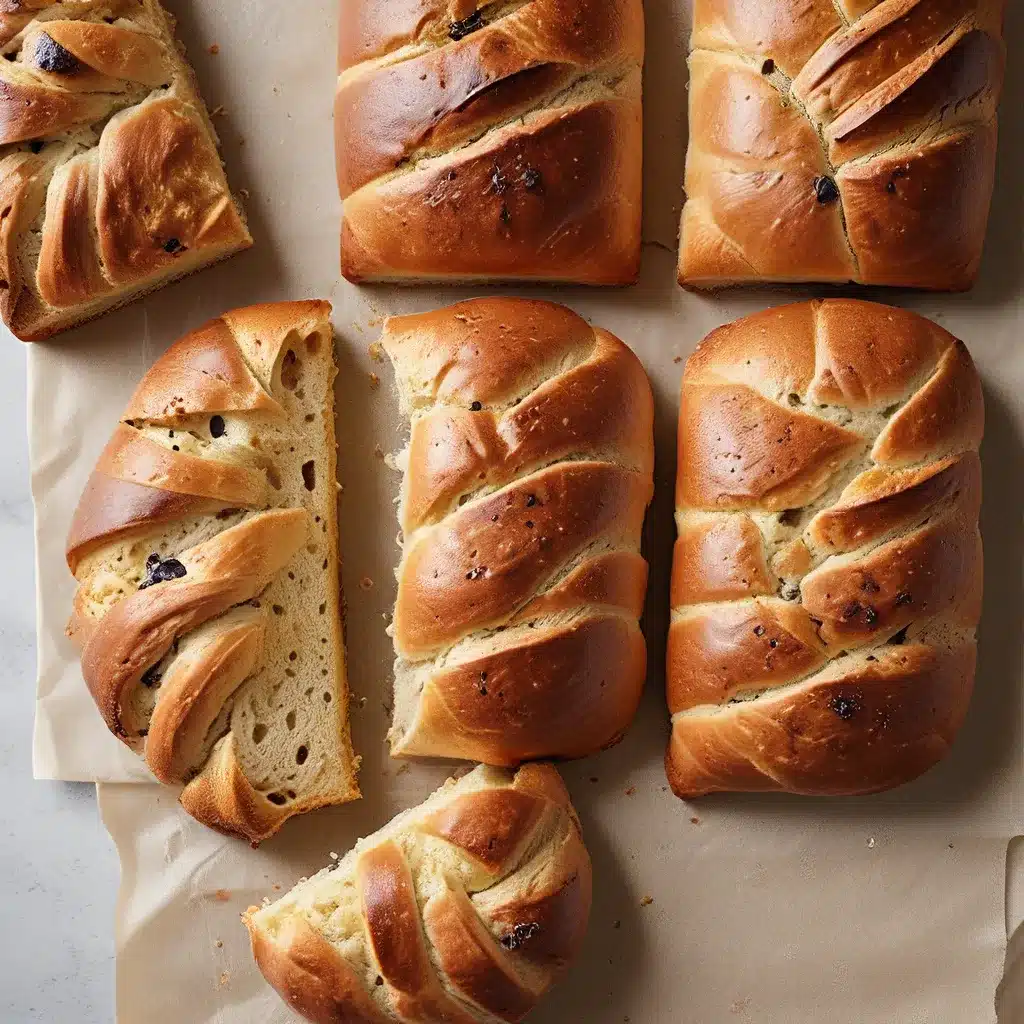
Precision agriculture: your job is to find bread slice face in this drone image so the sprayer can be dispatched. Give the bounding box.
[66,300,358,841]
[0,0,252,341]
[246,763,591,1024]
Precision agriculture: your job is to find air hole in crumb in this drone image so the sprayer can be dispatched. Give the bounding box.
[272,604,284,615]
[305,413,315,422]
[286,711,296,730]
[883,403,900,417]
[252,724,267,744]
[296,745,308,765]
[302,460,316,490]
[267,792,287,806]
[266,465,283,490]
[778,509,801,527]
[287,790,296,799]
[319,603,326,614]
[289,651,297,661]
[324,692,332,702]
[280,350,300,390]
[787,393,802,407]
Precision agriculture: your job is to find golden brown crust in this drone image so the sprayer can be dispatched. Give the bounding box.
[248,764,591,1024]
[667,299,984,797]
[383,298,653,765]
[0,1,251,341]
[679,0,1006,289]
[68,301,358,841]
[337,0,643,285]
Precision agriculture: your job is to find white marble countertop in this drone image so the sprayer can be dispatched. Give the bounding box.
[1,342,116,1022]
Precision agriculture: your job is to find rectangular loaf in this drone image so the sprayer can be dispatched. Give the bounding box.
[678,0,1006,290]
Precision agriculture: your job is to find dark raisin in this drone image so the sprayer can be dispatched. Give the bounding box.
[753,625,766,637]
[446,169,457,181]
[491,513,499,522]
[500,922,540,950]
[522,167,542,192]
[886,181,897,194]
[139,555,187,590]
[470,400,482,411]
[842,601,862,620]
[829,694,860,720]
[525,520,534,528]
[209,414,226,438]
[888,626,909,646]
[525,494,537,507]
[769,638,778,649]
[490,166,508,194]
[466,566,487,581]
[499,203,511,224]
[35,33,80,74]
[140,663,162,688]
[813,176,840,204]
[448,10,483,40]
[162,237,183,254]
[895,592,912,607]
[761,58,775,75]
[864,606,878,626]
[860,577,880,593]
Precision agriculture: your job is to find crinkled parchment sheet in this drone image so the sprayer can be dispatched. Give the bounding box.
[24,1,1024,1020]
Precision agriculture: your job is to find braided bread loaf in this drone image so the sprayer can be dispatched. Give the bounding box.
[337,0,643,284]
[380,298,654,765]
[66,301,358,841]
[667,299,983,797]
[679,0,1006,290]
[0,0,251,340]
[247,763,590,1024]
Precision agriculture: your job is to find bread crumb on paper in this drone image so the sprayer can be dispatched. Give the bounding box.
[625,786,636,796]
[867,837,876,849]
[673,355,683,364]
[368,341,384,362]
[360,576,374,590]
[238,187,251,200]
[730,998,751,1014]
[368,372,380,390]
[640,895,653,907]
[272,883,282,892]
[690,816,700,825]
[219,971,230,987]
[214,939,223,949]
[212,889,231,902]
[207,43,220,55]
[210,104,226,118]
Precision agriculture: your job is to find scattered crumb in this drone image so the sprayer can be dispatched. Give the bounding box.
[219,971,230,987]
[330,851,339,861]
[625,786,636,797]
[690,816,700,825]
[396,763,410,775]
[949,843,955,849]
[673,355,683,364]
[661,786,668,792]
[213,889,231,902]
[237,137,246,147]
[373,444,385,459]
[208,43,220,55]
[368,341,384,362]
[613,920,621,929]
[640,895,654,907]
[238,187,251,200]
[214,939,223,949]
[368,372,380,390]
[272,883,282,892]
[867,837,876,849]
[360,576,374,590]
[730,998,751,1014]
[210,104,226,117]
[272,85,280,94]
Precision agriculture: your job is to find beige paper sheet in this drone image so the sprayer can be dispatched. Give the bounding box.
[24,0,1024,1020]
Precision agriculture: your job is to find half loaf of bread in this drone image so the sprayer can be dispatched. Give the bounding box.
[0,0,252,340]
[247,763,591,1024]
[381,297,654,765]
[66,300,358,841]
[667,299,983,797]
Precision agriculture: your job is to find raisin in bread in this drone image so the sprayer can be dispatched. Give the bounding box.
[66,300,358,841]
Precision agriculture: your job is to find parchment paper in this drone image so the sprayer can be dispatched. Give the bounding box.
[23,0,1024,1020]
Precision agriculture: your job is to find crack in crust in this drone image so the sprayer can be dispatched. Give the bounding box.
[666,299,984,797]
[0,0,251,340]
[65,300,359,842]
[678,0,1006,290]
[381,297,654,766]
[246,763,592,1024]
[336,0,644,284]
